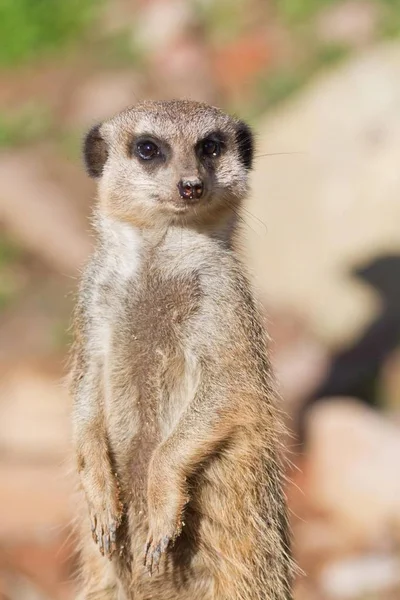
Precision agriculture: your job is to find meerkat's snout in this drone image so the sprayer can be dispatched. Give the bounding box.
[177,177,204,201]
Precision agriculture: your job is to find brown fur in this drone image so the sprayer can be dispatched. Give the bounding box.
[70,100,294,599]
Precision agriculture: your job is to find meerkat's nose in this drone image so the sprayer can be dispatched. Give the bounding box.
[177,178,204,201]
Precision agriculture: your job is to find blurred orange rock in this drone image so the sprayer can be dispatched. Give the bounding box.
[0,152,91,276]
[306,399,400,543]
[0,463,71,540]
[213,32,273,95]
[0,461,75,599]
[1,534,76,600]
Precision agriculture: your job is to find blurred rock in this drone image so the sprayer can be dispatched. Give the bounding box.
[319,554,400,599]
[135,0,216,102]
[268,312,329,412]
[0,359,75,600]
[68,71,144,127]
[306,399,400,542]
[246,42,400,345]
[135,0,195,52]
[0,151,91,275]
[0,463,71,540]
[0,572,52,600]
[0,361,69,461]
[150,36,216,103]
[294,518,356,567]
[0,284,72,363]
[315,1,381,48]
[1,534,76,600]
[294,579,322,600]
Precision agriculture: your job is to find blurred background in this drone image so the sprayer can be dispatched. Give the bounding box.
[0,0,400,598]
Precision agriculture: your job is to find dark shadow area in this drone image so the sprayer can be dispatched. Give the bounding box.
[297,254,400,445]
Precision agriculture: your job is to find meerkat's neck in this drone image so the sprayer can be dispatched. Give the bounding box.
[94,213,239,283]
[94,208,240,254]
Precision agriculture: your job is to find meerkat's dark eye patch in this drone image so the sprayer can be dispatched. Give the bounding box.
[197,132,226,160]
[235,121,254,170]
[83,124,108,178]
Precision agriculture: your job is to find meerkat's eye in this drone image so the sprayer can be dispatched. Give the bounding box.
[200,139,221,158]
[136,140,160,160]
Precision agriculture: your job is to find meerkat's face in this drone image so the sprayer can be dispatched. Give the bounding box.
[83,100,253,227]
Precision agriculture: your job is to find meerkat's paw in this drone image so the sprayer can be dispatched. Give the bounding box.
[80,462,123,560]
[143,490,187,574]
[144,530,174,575]
[89,501,122,560]
[144,509,186,575]
[144,448,189,573]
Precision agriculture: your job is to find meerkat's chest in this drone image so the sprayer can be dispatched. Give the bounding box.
[97,266,202,439]
[97,262,202,372]
[129,271,200,356]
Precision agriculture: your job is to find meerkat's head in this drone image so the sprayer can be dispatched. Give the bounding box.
[83,100,253,228]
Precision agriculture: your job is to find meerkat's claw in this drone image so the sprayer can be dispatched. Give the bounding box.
[144,534,172,575]
[104,533,110,556]
[90,508,120,560]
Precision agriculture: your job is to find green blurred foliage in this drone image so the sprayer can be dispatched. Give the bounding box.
[381,0,400,37]
[244,42,348,119]
[277,0,337,22]
[276,0,400,26]
[0,105,54,147]
[51,319,74,350]
[0,0,100,67]
[257,70,305,110]
[0,235,23,267]
[274,0,400,45]
[91,27,146,68]
[0,234,25,310]
[56,130,83,162]
[194,0,248,44]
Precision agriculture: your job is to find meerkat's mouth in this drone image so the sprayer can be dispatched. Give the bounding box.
[167,200,203,214]
[163,191,210,214]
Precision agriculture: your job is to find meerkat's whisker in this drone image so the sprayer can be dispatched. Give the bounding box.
[255,151,305,158]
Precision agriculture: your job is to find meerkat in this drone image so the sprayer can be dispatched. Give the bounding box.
[70,100,294,600]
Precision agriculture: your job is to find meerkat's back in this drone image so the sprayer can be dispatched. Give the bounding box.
[71,100,294,600]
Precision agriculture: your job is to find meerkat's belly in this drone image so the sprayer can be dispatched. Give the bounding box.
[103,271,201,485]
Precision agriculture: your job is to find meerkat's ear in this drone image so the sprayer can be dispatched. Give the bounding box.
[83,124,108,178]
[235,121,254,170]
